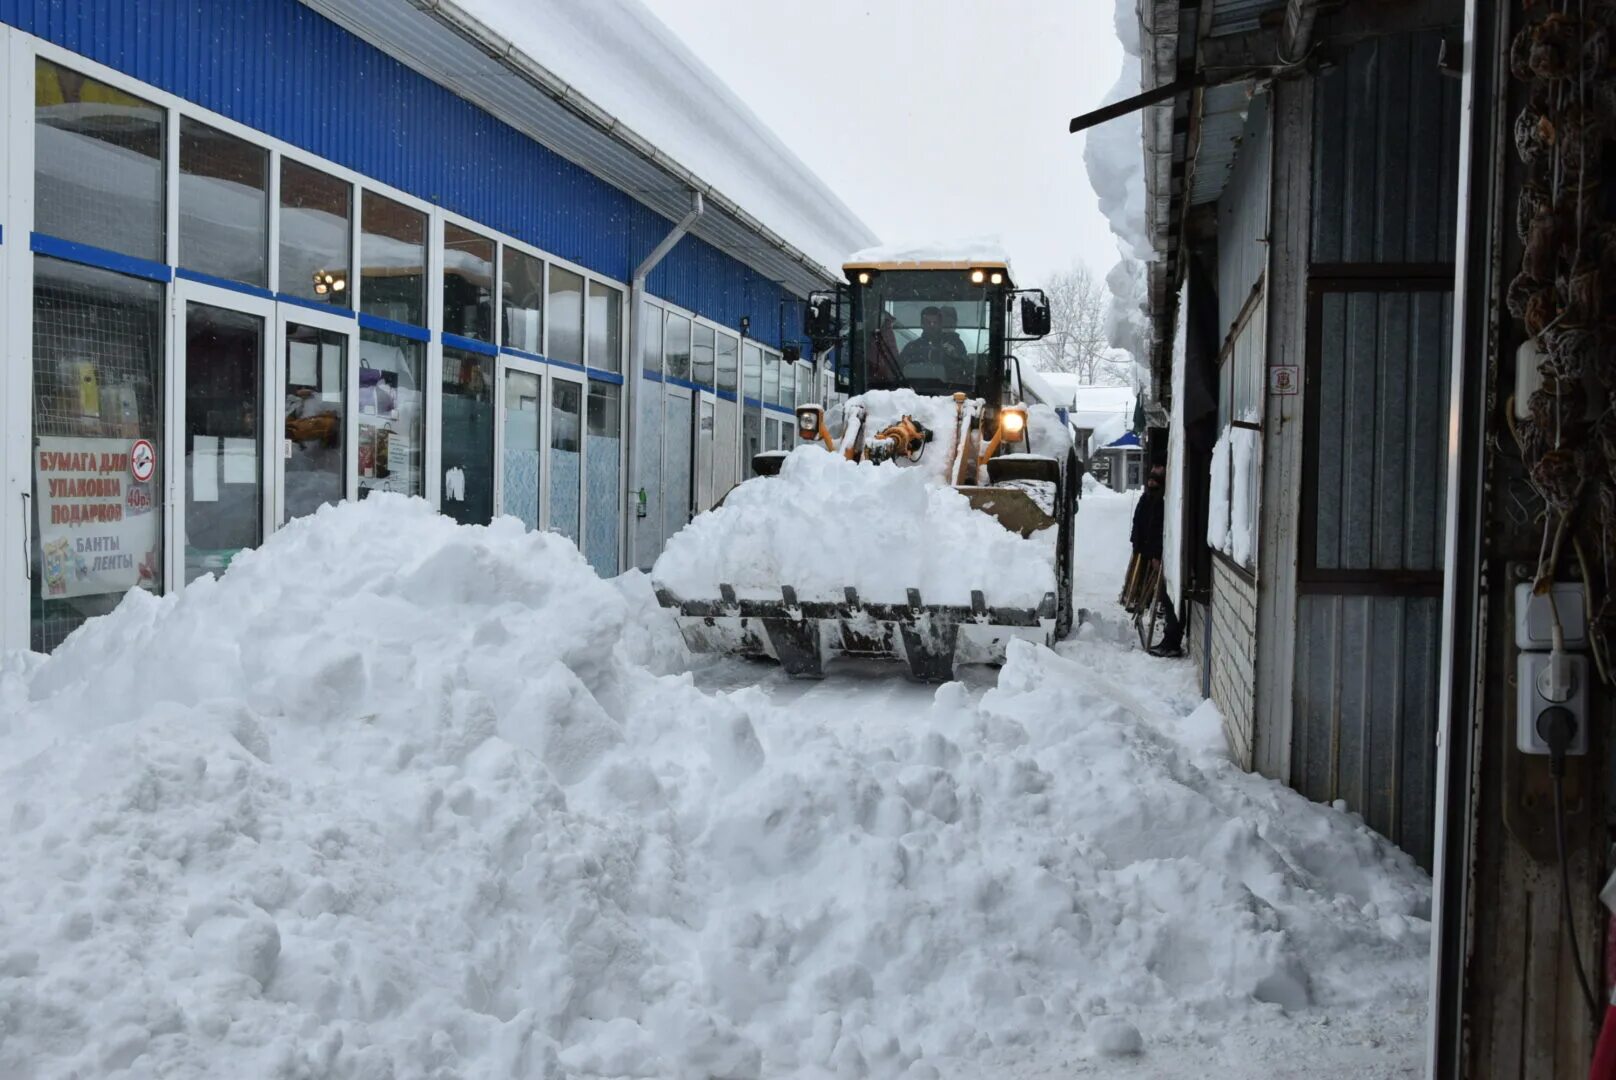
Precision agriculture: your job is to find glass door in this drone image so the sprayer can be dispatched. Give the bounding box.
[662,383,694,547]
[547,369,584,544]
[695,393,716,514]
[497,358,543,530]
[278,310,357,525]
[174,282,274,584]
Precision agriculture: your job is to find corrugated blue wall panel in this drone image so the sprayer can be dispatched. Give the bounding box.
[0,0,804,345]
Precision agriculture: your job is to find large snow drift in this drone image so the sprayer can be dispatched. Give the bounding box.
[0,498,1430,1077]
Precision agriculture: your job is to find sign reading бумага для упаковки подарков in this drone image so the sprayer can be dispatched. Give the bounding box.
[34,436,160,599]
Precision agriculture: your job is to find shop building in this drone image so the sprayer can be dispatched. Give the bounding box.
[1111,0,1464,869]
[0,0,874,653]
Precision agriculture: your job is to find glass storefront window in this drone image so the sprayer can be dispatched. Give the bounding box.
[441,348,495,526]
[502,369,542,530]
[692,324,716,386]
[443,224,494,342]
[357,330,425,498]
[762,353,780,407]
[717,335,739,393]
[361,192,426,326]
[184,302,264,584]
[548,266,584,365]
[280,160,352,308]
[30,257,165,652]
[585,380,621,577]
[284,322,347,521]
[641,304,664,377]
[588,282,622,372]
[743,408,761,477]
[35,60,165,263]
[179,118,269,288]
[665,314,691,381]
[743,343,761,402]
[549,379,583,543]
[779,361,795,410]
[502,248,544,354]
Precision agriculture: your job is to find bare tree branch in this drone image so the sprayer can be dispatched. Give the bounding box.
[1026,263,1129,385]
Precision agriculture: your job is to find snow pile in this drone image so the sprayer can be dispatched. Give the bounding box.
[1207,427,1232,552]
[1206,424,1260,565]
[846,237,1010,269]
[1081,0,1152,375]
[0,497,1431,1077]
[654,446,1057,607]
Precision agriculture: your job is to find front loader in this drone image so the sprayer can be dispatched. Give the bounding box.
[653,249,1080,682]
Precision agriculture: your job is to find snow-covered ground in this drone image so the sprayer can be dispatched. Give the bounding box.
[0,491,1429,1078]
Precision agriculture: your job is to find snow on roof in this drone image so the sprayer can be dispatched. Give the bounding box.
[1017,366,1061,408]
[453,0,876,274]
[845,237,1012,272]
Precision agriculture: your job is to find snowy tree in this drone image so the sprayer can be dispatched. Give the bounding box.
[1029,263,1130,385]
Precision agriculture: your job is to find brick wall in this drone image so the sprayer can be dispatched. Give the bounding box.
[1209,556,1258,769]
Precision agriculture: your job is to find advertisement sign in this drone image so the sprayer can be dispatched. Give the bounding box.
[35,436,160,599]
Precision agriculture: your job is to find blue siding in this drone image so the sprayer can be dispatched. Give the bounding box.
[2,0,806,346]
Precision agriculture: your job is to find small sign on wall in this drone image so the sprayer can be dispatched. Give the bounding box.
[1269,365,1300,396]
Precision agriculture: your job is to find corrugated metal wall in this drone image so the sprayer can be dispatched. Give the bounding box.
[0,0,806,346]
[1290,29,1461,871]
[1312,289,1453,571]
[1311,30,1461,266]
[1294,593,1442,867]
[1216,93,1270,338]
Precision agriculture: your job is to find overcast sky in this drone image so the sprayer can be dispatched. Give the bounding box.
[637,0,1126,288]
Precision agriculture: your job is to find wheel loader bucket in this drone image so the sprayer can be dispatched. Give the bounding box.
[957,484,1058,538]
[654,583,1058,683]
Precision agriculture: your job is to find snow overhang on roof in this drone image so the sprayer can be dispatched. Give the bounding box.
[298,0,878,296]
[1137,0,1314,396]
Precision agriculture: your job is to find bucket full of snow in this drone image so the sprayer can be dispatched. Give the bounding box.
[652,439,1059,682]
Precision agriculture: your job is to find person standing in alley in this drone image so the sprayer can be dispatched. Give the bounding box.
[1127,464,1184,656]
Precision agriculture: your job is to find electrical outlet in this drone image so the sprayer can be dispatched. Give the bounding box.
[1517,652,1589,755]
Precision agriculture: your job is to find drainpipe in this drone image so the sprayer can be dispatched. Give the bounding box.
[624,191,704,571]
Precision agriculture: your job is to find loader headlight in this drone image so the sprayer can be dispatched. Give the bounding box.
[970,269,986,284]
[990,271,1003,285]
[1001,410,1026,438]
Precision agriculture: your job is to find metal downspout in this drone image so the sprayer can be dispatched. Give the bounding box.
[624,191,704,572]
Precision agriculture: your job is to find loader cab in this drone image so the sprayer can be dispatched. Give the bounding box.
[809,260,1049,402]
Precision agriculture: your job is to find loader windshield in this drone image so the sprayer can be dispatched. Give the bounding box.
[852,271,1001,399]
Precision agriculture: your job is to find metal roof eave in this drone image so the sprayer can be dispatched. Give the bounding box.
[299,0,842,297]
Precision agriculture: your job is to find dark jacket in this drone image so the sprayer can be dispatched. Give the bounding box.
[1130,485,1165,560]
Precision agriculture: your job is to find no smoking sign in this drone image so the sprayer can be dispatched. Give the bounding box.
[129,439,156,483]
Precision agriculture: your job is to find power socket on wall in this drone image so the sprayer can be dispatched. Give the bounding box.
[1516,651,1589,755]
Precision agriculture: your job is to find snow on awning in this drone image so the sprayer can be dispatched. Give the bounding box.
[298,0,876,294]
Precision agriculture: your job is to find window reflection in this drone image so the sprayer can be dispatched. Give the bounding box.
[502,248,544,354]
[692,324,715,386]
[548,267,584,365]
[443,224,494,342]
[361,192,426,327]
[281,160,352,307]
[35,59,165,262]
[665,314,691,381]
[179,118,269,287]
[588,282,622,371]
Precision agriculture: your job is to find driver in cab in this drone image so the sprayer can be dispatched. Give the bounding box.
[900,306,969,382]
